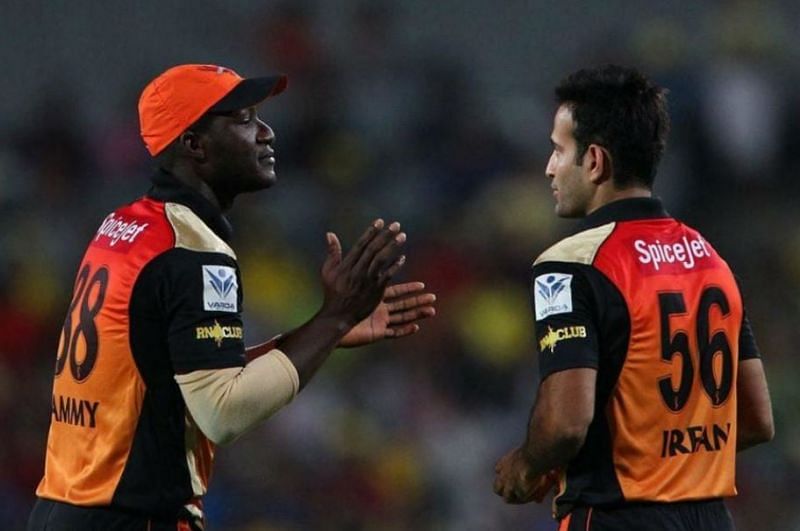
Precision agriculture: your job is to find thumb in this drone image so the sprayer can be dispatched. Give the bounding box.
[324,232,342,269]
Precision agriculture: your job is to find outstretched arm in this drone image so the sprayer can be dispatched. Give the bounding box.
[245,282,436,359]
[178,219,411,444]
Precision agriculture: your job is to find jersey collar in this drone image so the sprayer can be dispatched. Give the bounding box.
[147,169,234,242]
[577,197,670,231]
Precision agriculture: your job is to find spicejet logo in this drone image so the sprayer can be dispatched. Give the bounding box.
[93,212,148,250]
[196,320,243,347]
[634,235,711,271]
[538,325,587,353]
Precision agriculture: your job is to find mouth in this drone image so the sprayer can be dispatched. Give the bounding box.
[258,151,275,165]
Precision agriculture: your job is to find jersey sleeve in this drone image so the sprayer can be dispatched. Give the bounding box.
[733,278,761,361]
[739,311,761,360]
[156,248,247,373]
[530,261,600,379]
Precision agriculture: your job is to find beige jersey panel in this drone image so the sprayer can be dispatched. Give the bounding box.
[165,202,236,259]
[176,349,299,446]
[534,222,616,266]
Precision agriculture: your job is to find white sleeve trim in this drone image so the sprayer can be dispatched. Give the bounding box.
[175,349,299,445]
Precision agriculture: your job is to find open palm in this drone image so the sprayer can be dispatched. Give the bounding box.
[339,282,436,347]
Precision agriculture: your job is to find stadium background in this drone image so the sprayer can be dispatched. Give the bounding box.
[2,0,799,529]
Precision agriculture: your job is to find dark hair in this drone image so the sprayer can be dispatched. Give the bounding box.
[555,65,670,189]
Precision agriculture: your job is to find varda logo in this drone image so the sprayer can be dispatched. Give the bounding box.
[537,275,568,303]
[533,273,573,321]
[209,268,236,298]
[202,266,238,312]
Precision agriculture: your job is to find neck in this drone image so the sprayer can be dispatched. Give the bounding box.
[162,163,224,211]
[587,185,651,215]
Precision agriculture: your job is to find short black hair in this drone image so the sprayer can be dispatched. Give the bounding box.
[555,65,670,189]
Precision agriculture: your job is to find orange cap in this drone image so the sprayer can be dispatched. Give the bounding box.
[138,64,288,156]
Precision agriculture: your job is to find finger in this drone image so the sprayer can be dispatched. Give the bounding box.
[385,323,419,338]
[493,476,505,495]
[363,227,405,278]
[323,232,342,268]
[376,252,406,284]
[495,453,512,472]
[349,221,401,274]
[510,482,537,504]
[386,293,437,312]
[341,219,385,269]
[503,486,522,504]
[384,281,426,300]
[388,306,436,325]
[506,493,531,505]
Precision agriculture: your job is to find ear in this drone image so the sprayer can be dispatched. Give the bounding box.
[584,144,612,185]
[178,131,207,162]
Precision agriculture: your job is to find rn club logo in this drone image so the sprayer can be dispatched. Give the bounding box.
[539,325,587,353]
[196,319,243,347]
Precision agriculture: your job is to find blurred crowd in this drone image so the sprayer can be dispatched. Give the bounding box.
[2,1,800,529]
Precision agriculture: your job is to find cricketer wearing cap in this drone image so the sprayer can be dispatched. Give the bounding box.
[28,64,436,531]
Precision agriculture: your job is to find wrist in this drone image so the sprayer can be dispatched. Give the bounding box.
[317,301,360,330]
[313,307,355,337]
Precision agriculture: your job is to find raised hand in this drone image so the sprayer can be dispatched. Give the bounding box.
[338,282,437,348]
[271,219,416,389]
[319,219,408,329]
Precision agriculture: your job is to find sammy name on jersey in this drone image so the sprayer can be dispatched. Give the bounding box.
[634,235,711,271]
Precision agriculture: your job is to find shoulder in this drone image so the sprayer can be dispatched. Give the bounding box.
[534,222,616,267]
[164,202,236,260]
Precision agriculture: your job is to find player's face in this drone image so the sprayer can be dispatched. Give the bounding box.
[201,106,277,200]
[545,105,595,218]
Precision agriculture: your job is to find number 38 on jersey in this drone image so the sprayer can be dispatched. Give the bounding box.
[55,263,109,382]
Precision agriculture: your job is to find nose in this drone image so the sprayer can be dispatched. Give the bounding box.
[256,119,274,144]
[545,152,557,179]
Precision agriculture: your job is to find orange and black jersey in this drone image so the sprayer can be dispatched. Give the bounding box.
[530,198,760,519]
[36,170,247,521]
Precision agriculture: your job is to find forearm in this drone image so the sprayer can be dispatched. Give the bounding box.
[520,369,595,477]
[736,358,774,452]
[737,402,775,452]
[245,330,299,362]
[276,310,352,389]
[522,409,586,477]
[176,349,300,445]
[737,431,770,452]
